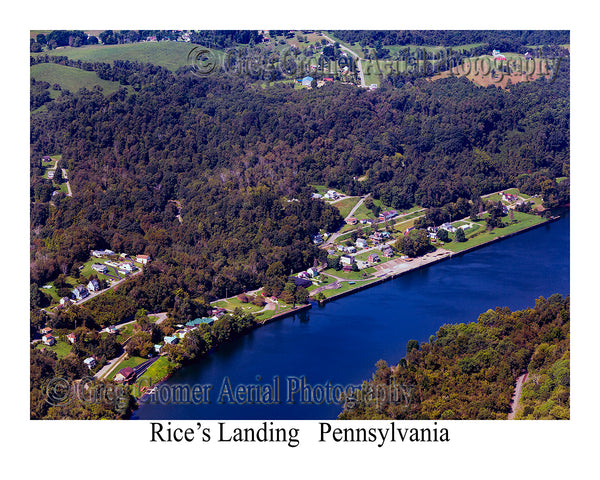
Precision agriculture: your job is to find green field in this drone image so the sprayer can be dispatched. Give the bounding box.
[319,277,378,299]
[135,356,174,388]
[442,212,546,252]
[322,266,375,280]
[35,338,72,359]
[333,196,361,219]
[31,63,125,96]
[35,41,217,72]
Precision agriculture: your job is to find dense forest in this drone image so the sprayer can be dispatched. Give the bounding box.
[339,294,569,420]
[332,30,570,50]
[30,32,569,323]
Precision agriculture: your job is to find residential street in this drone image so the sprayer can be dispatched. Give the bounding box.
[320,33,365,87]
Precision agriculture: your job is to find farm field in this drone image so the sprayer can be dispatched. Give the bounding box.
[31,62,125,95]
[33,41,214,72]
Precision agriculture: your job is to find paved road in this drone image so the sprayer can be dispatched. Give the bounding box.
[320,33,365,87]
[508,372,529,419]
[71,269,142,307]
[61,168,72,197]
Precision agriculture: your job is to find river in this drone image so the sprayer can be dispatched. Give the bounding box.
[132,215,569,420]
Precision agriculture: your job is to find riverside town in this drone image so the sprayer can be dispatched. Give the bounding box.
[31,29,569,423]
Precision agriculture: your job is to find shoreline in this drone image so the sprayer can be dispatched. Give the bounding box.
[317,215,561,305]
[134,302,312,406]
[133,213,563,408]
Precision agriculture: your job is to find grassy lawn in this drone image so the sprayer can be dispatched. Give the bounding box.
[333,196,361,219]
[353,249,397,265]
[135,356,174,387]
[79,258,120,283]
[442,212,546,252]
[322,267,375,280]
[55,181,69,194]
[31,62,126,96]
[392,217,418,233]
[320,278,378,299]
[35,339,72,359]
[40,285,61,303]
[115,323,135,343]
[213,296,266,314]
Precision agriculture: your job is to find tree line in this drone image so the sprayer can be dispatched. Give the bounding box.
[340,294,569,419]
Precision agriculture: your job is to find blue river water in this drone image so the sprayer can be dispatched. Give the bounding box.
[132,216,569,420]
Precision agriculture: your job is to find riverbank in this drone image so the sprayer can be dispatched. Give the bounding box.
[317,214,561,305]
[133,302,313,406]
[131,212,563,407]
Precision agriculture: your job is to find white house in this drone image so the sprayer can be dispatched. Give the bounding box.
[340,255,354,266]
[91,263,108,274]
[72,285,89,301]
[87,279,101,292]
[307,267,318,277]
[439,222,456,233]
[356,238,368,249]
[42,334,55,346]
[136,254,151,265]
[83,357,96,369]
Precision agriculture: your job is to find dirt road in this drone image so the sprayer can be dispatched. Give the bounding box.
[508,372,528,419]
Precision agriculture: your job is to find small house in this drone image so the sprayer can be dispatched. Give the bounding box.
[347,246,357,254]
[91,263,108,274]
[42,334,55,346]
[119,262,135,272]
[106,325,118,334]
[290,276,312,288]
[83,357,96,369]
[346,217,358,225]
[72,285,89,301]
[136,254,151,265]
[342,265,353,272]
[114,367,136,384]
[378,210,397,222]
[186,317,215,328]
[312,234,324,245]
[381,246,394,258]
[67,333,76,344]
[91,250,106,257]
[340,255,354,266]
[356,238,368,249]
[87,279,101,292]
[40,327,53,335]
[368,253,380,263]
[307,267,319,277]
[164,336,179,345]
[301,76,314,87]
